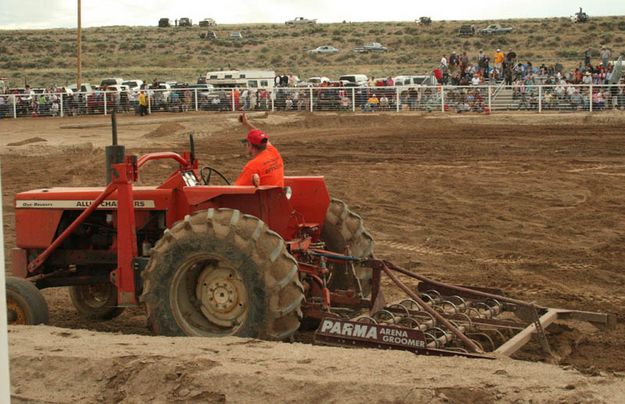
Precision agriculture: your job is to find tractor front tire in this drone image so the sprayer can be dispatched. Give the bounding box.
[69,283,125,320]
[6,276,49,325]
[141,208,304,340]
[321,198,375,297]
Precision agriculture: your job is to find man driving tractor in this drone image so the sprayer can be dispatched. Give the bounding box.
[235,113,284,187]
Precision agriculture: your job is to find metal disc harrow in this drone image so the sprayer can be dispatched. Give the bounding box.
[314,260,615,360]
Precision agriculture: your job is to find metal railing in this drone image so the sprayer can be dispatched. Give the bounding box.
[0,84,623,119]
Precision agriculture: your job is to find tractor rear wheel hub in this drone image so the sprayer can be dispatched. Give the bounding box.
[196,267,247,328]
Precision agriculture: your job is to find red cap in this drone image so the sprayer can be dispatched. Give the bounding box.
[243,129,268,146]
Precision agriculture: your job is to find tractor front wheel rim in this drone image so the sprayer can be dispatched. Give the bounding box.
[7,299,26,324]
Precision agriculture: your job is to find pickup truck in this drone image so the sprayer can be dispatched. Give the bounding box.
[178,17,192,27]
[285,17,317,25]
[479,24,513,35]
[199,18,216,27]
[458,24,475,36]
[353,42,388,53]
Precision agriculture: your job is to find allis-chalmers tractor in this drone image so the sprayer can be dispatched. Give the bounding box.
[8,128,614,360]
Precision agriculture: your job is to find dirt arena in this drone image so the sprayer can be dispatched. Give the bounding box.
[2,111,625,402]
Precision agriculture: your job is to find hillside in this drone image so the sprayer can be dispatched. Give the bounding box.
[0,16,624,87]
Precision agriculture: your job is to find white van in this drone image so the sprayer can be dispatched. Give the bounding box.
[338,74,368,86]
[205,70,275,90]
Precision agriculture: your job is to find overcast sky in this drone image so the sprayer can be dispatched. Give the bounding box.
[1,0,624,29]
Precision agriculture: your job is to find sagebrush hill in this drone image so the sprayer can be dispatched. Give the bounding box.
[1,16,624,87]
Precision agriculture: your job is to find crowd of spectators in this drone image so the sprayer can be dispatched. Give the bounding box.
[432,45,624,111]
[435,46,621,86]
[1,47,623,118]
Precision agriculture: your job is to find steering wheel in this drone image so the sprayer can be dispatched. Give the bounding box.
[200,166,231,185]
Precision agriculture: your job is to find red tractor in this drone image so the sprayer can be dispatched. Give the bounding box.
[8,131,614,359]
[9,133,373,339]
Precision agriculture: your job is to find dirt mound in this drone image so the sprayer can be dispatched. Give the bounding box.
[144,122,186,138]
[6,137,47,146]
[9,326,625,403]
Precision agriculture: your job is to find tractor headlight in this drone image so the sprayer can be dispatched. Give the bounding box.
[284,186,292,200]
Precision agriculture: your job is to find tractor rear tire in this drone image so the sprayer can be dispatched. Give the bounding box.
[69,283,125,320]
[6,276,49,325]
[321,198,375,297]
[141,208,304,340]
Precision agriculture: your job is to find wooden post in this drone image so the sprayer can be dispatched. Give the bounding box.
[0,161,12,403]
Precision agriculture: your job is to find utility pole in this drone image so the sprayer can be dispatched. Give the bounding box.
[77,0,81,90]
[0,161,11,404]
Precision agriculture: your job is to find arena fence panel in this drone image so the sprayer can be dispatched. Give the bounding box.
[0,84,623,119]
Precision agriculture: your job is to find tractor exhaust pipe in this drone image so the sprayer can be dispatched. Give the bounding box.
[189,133,195,164]
[105,109,125,184]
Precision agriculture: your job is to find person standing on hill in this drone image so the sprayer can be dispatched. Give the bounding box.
[460,51,469,75]
[440,55,448,71]
[477,49,485,65]
[584,48,592,68]
[235,113,284,187]
[494,48,505,76]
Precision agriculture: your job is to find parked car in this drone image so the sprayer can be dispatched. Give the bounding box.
[458,24,475,36]
[178,18,192,27]
[353,42,388,53]
[307,76,331,85]
[199,31,217,40]
[68,83,96,94]
[198,18,216,27]
[230,32,243,40]
[148,83,172,109]
[53,86,73,97]
[100,78,124,87]
[417,16,432,25]
[479,24,513,35]
[315,87,343,110]
[187,83,214,97]
[285,17,317,25]
[9,87,34,102]
[158,18,171,28]
[309,45,339,54]
[101,84,124,93]
[392,76,411,86]
[338,74,368,86]
[393,75,437,86]
[122,80,144,91]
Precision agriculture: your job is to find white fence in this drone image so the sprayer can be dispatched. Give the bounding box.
[1,84,624,119]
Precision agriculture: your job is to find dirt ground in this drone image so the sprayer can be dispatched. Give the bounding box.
[2,110,625,402]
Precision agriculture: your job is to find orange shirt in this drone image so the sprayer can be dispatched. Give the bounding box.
[494,52,504,64]
[234,143,284,187]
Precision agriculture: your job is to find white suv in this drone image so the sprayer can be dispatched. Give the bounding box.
[122,80,144,91]
[338,74,369,86]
